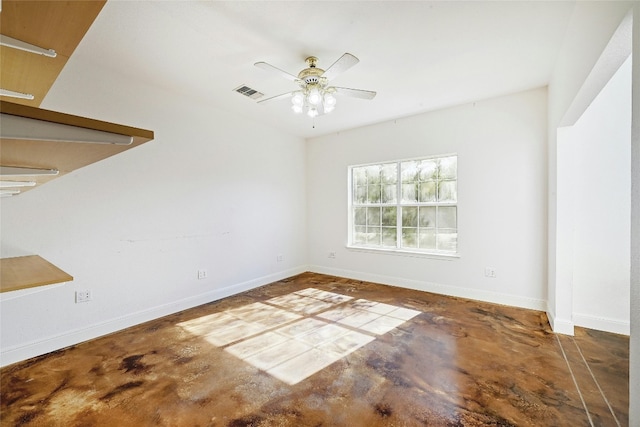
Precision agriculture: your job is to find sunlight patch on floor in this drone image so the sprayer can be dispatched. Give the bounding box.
[178,288,420,385]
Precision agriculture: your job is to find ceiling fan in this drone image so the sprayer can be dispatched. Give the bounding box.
[254,53,376,118]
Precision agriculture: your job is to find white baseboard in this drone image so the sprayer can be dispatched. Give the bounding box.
[11,266,624,367]
[308,265,547,312]
[546,303,575,335]
[0,266,307,368]
[573,313,630,335]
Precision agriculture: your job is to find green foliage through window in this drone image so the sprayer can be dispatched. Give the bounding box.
[350,155,457,254]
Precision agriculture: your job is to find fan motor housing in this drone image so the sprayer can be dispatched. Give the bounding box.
[298,68,324,84]
[298,56,325,85]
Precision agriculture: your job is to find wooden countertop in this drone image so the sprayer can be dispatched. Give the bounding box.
[0,255,73,293]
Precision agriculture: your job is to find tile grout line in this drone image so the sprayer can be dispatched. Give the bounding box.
[572,338,621,427]
[555,334,594,427]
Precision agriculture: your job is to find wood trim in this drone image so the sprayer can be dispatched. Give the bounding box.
[0,255,73,293]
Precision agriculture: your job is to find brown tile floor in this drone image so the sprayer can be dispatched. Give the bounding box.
[556,328,629,426]
[0,273,629,426]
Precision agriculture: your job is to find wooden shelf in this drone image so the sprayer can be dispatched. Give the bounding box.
[0,0,106,108]
[0,1,154,195]
[1,255,73,293]
[0,101,155,194]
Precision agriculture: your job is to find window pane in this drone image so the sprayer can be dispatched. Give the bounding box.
[367,185,381,203]
[401,161,419,183]
[402,228,418,248]
[419,160,438,181]
[381,184,397,204]
[437,229,457,252]
[438,207,457,229]
[366,165,381,184]
[354,207,367,226]
[382,227,397,247]
[355,185,367,204]
[381,207,397,226]
[354,226,367,245]
[353,167,367,186]
[419,207,436,227]
[367,207,381,226]
[381,163,397,184]
[350,155,457,254]
[367,227,381,245]
[401,184,418,203]
[402,207,418,227]
[418,181,437,202]
[419,230,436,250]
[438,180,457,202]
[439,156,457,179]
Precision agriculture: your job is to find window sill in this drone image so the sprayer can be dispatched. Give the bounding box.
[346,246,460,260]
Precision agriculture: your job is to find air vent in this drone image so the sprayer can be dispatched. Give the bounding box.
[234,85,264,100]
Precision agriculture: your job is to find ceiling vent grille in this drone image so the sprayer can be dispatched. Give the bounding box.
[234,85,263,100]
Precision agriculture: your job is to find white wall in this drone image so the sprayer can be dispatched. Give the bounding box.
[547,2,633,335]
[629,4,640,425]
[306,88,548,310]
[570,56,631,334]
[0,59,307,366]
[545,3,636,419]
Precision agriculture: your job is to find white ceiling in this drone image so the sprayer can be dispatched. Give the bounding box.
[69,1,578,139]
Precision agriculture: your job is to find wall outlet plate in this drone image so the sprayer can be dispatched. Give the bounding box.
[197,269,207,280]
[75,290,91,303]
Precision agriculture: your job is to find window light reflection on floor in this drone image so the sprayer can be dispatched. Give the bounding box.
[178,288,421,385]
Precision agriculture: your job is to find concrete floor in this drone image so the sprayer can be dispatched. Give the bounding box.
[0,273,629,426]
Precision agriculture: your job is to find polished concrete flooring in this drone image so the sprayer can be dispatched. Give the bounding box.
[1,273,629,426]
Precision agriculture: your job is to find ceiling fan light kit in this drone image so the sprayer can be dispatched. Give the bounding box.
[255,53,376,119]
[291,86,337,117]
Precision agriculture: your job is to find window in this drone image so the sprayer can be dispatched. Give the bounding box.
[349,155,457,255]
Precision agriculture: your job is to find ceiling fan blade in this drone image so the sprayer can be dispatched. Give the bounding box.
[321,53,359,81]
[257,91,295,104]
[334,87,377,100]
[254,61,299,82]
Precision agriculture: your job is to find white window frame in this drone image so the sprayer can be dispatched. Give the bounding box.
[347,154,459,259]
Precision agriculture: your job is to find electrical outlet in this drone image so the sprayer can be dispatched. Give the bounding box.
[484,267,497,278]
[276,254,284,262]
[328,251,336,259]
[197,269,207,280]
[75,290,91,303]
